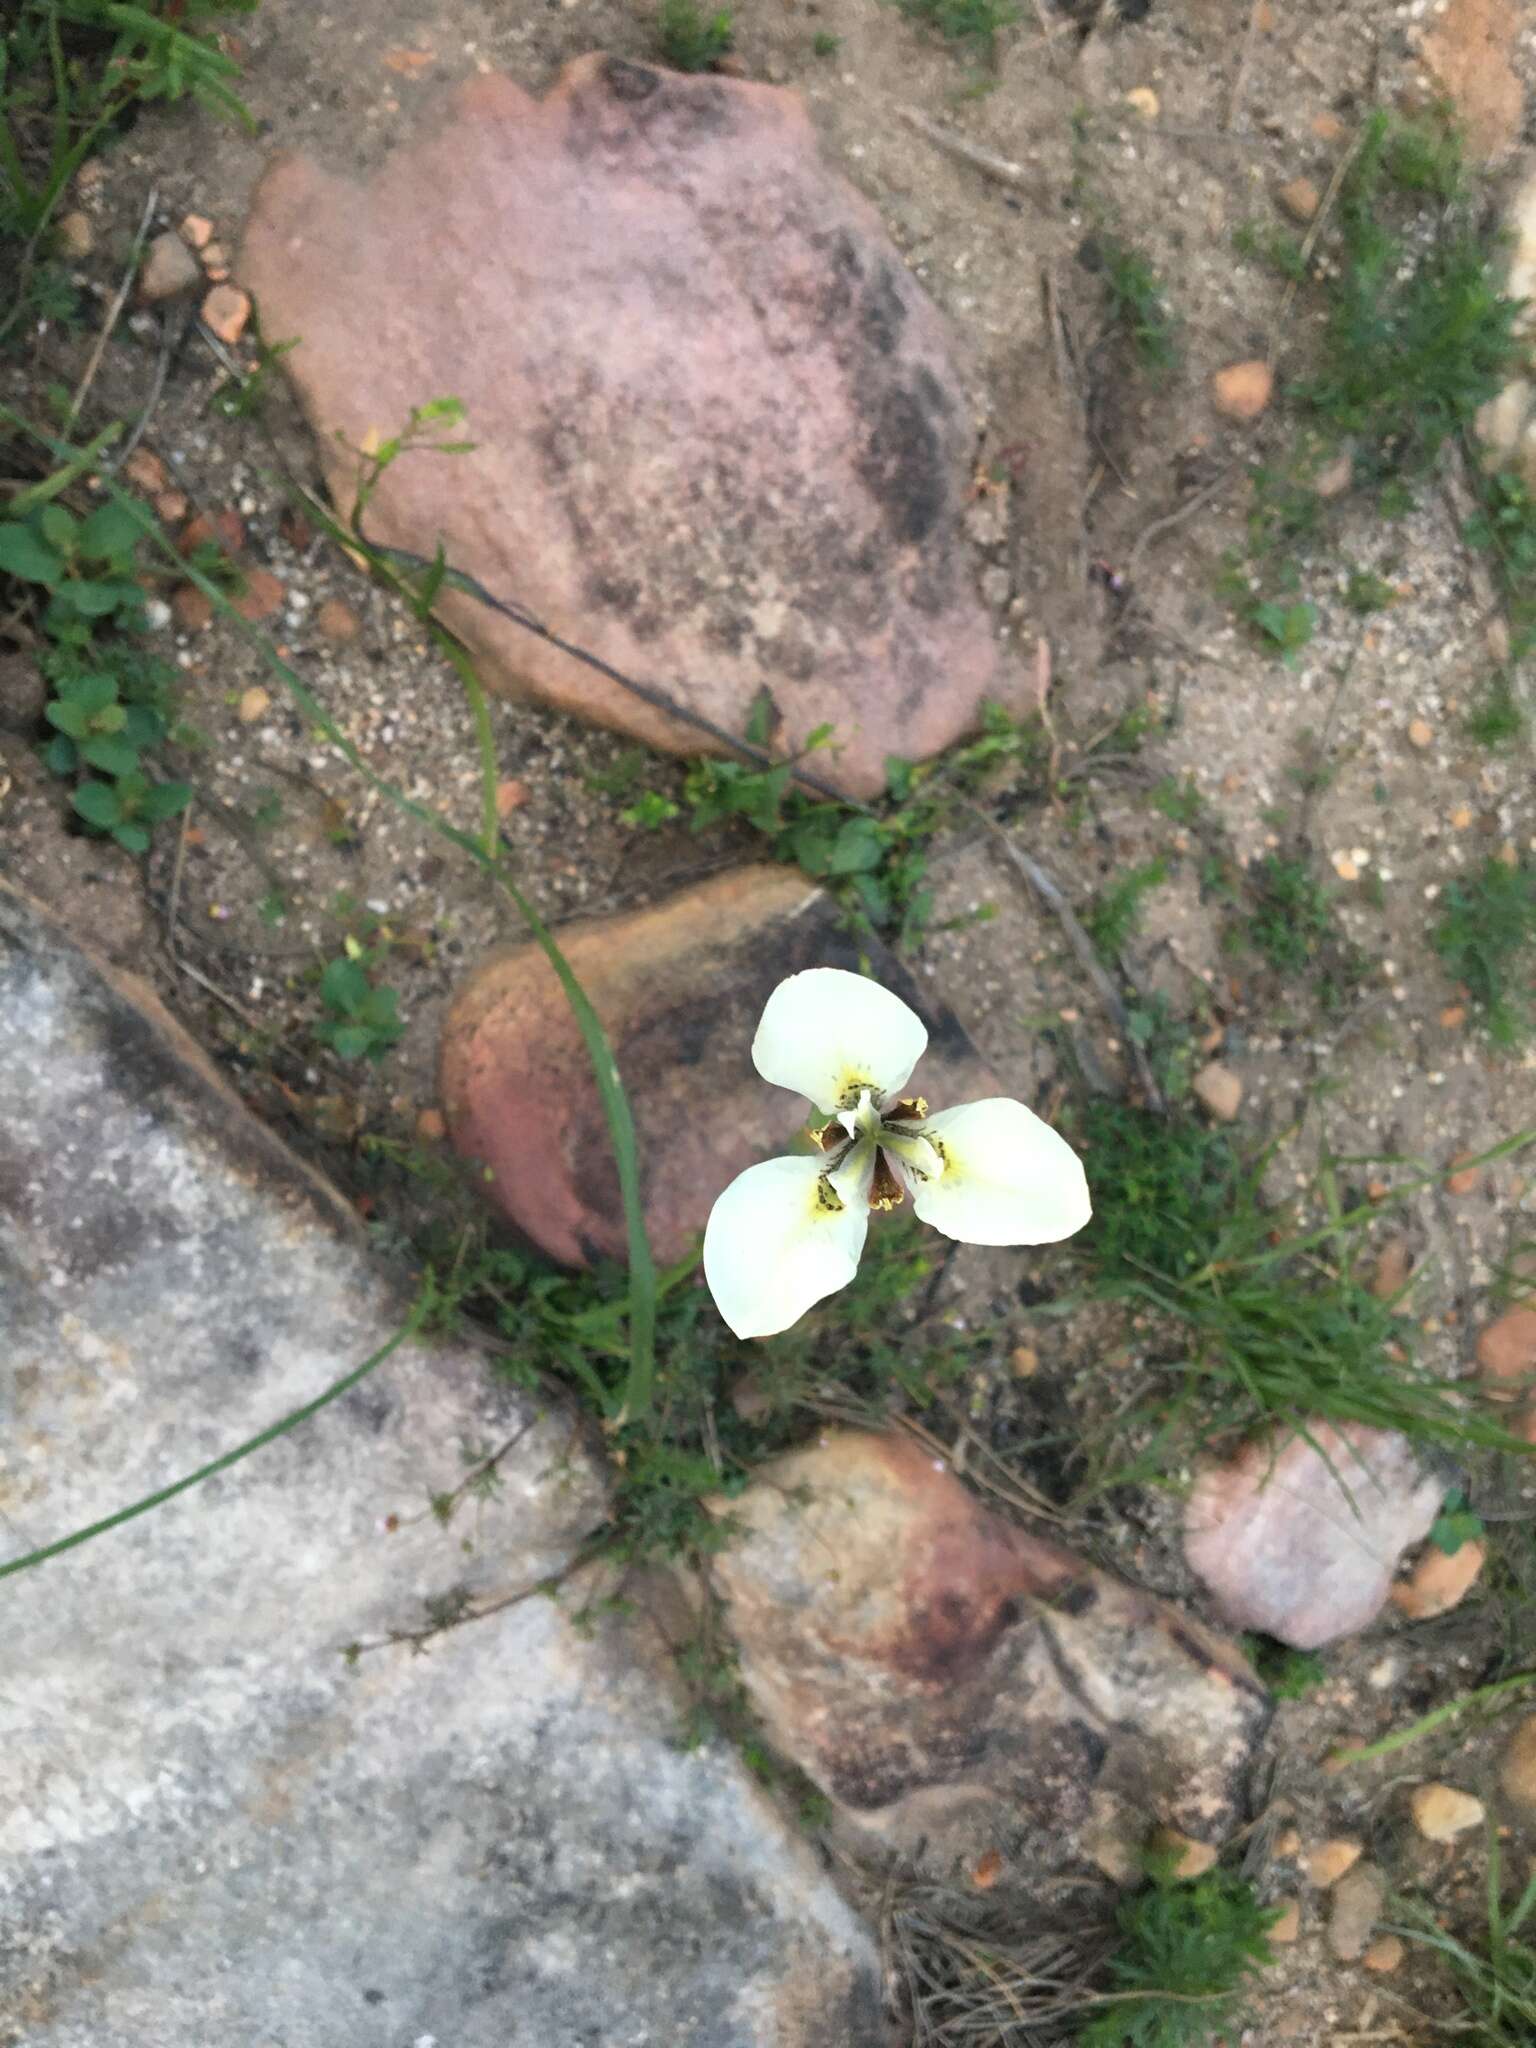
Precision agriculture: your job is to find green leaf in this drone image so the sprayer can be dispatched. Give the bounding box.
[45,699,91,739]
[327,1023,377,1060]
[58,579,137,618]
[112,821,151,854]
[0,523,64,583]
[77,500,145,566]
[72,780,123,828]
[320,957,371,1017]
[80,736,142,777]
[122,704,165,746]
[39,504,78,554]
[826,816,886,875]
[140,780,192,822]
[63,671,119,714]
[43,733,78,775]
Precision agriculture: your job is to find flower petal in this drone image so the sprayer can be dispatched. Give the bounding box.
[703,1152,871,1339]
[910,1098,1091,1247]
[752,968,928,1114]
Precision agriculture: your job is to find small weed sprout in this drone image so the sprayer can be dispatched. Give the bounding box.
[1432,855,1536,1047]
[889,0,1021,53]
[1096,236,1179,377]
[1,495,190,849]
[1080,1864,1279,2048]
[316,943,406,1063]
[1086,858,1168,957]
[656,0,734,71]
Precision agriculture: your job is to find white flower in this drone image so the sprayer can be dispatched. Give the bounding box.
[703,967,1092,1339]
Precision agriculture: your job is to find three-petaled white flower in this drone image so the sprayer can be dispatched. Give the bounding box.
[703,967,1092,1339]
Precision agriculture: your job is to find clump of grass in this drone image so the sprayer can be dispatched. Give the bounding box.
[1086,858,1168,957]
[1395,1834,1536,2047]
[1096,236,1178,377]
[1298,112,1519,479]
[1238,852,1361,1009]
[890,0,1021,52]
[1074,1101,1534,1467]
[656,0,734,71]
[1241,1634,1327,1700]
[1464,470,1536,660]
[1432,855,1536,1047]
[1464,672,1527,749]
[1222,110,1526,657]
[1080,1867,1279,2048]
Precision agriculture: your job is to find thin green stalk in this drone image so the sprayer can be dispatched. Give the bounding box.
[0,1295,429,1582]
[1327,1671,1536,1767]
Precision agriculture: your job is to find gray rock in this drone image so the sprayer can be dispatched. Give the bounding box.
[0,886,881,2047]
[1328,1863,1386,1962]
[137,228,201,302]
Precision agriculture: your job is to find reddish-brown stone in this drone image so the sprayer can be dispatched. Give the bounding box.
[439,865,996,1268]
[709,1431,1268,1872]
[241,55,1012,798]
[1185,1421,1443,1648]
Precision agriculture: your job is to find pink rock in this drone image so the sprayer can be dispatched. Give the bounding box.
[1184,1422,1444,1649]
[241,55,1010,798]
[710,1431,1268,1873]
[439,865,997,1268]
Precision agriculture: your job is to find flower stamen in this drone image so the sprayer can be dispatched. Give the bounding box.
[868,1152,906,1212]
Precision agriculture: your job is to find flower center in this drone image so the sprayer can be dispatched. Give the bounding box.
[811,1089,944,1212]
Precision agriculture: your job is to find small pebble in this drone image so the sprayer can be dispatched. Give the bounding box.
[231,568,284,623]
[1439,1004,1467,1030]
[1372,1239,1411,1300]
[1409,1783,1484,1841]
[1212,359,1273,421]
[1010,1344,1039,1378]
[495,777,530,817]
[180,213,214,250]
[1311,110,1347,143]
[238,686,270,724]
[1500,1714,1536,1813]
[1407,717,1434,749]
[1279,176,1320,222]
[155,489,190,526]
[172,585,213,632]
[1150,1828,1217,1880]
[1269,1900,1301,1944]
[1192,1061,1242,1122]
[1124,86,1159,119]
[1314,450,1353,498]
[1274,1827,1302,1859]
[1475,1306,1536,1391]
[123,448,169,496]
[1445,1152,1480,1196]
[1328,1863,1384,1962]
[139,231,202,303]
[1362,1934,1404,1974]
[1307,1838,1363,1888]
[56,210,94,258]
[201,283,251,344]
[316,597,361,643]
[416,1107,447,1143]
[1391,1539,1485,1620]
[141,597,172,632]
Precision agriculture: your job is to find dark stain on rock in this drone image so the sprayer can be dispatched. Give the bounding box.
[857,382,947,546]
[1052,1580,1098,1619]
[603,58,662,102]
[859,264,908,357]
[892,1586,1022,1686]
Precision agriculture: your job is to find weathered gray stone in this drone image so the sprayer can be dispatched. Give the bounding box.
[0,886,881,2047]
[241,53,1012,799]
